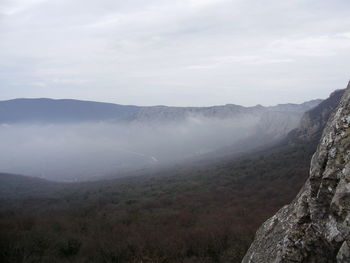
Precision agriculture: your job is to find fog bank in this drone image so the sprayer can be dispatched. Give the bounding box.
[1,116,261,181]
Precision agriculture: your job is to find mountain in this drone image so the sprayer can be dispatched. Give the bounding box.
[133,100,321,123]
[242,82,350,262]
[0,173,63,198]
[0,98,139,123]
[0,98,321,124]
[0,97,322,180]
[287,89,345,143]
[267,100,326,113]
[0,88,343,263]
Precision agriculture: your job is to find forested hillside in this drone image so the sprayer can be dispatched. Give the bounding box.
[0,142,315,263]
[0,89,343,263]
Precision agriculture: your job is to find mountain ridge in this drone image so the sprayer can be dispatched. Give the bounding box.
[0,97,322,124]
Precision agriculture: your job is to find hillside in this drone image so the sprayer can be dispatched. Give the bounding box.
[287,89,345,143]
[0,173,64,199]
[0,143,317,263]
[0,88,342,263]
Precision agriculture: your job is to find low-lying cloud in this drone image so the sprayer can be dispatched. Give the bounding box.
[0,116,260,181]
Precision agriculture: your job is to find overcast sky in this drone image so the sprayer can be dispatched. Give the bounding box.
[0,0,349,106]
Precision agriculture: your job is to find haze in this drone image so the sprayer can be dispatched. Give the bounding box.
[1,110,265,179]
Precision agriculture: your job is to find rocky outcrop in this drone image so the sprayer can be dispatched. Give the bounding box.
[242,82,350,263]
[288,89,345,143]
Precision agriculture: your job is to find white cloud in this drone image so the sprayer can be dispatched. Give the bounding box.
[268,35,350,57]
[0,0,349,106]
[189,0,228,7]
[0,0,48,15]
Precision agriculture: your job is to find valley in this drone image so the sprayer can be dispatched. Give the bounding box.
[0,88,345,262]
[0,98,321,181]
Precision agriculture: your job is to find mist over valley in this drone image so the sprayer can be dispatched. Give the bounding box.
[1,1,349,261]
[0,98,321,181]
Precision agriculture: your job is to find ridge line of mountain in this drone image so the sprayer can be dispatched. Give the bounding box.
[0,97,322,110]
[0,97,322,124]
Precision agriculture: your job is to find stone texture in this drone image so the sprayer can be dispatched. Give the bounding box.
[337,241,350,263]
[242,82,350,263]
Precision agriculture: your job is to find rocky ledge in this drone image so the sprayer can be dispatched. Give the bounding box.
[242,82,350,263]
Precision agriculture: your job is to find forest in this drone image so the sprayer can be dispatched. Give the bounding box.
[0,139,317,263]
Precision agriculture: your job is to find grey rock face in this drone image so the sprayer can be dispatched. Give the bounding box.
[289,89,345,143]
[242,82,350,263]
[337,241,350,263]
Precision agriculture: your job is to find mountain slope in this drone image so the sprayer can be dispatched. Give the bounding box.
[0,173,64,198]
[0,98,321,124]
[0,89,342,263]
[287,89,345,143]
[0,98,139,123]
[242,82,350,262]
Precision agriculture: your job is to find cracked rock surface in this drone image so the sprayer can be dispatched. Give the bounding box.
[242,82,350,263]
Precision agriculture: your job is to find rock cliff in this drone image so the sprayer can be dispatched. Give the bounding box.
[287,89,345,143]
[242,82,350,263]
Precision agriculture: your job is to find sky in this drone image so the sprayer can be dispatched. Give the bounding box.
[0,0,349,106]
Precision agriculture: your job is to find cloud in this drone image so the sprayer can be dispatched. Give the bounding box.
[189,0,228,8]
[268,34,350,57]
[0,0,349,106]
[0,0,48,16]
[187,55,294,69]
